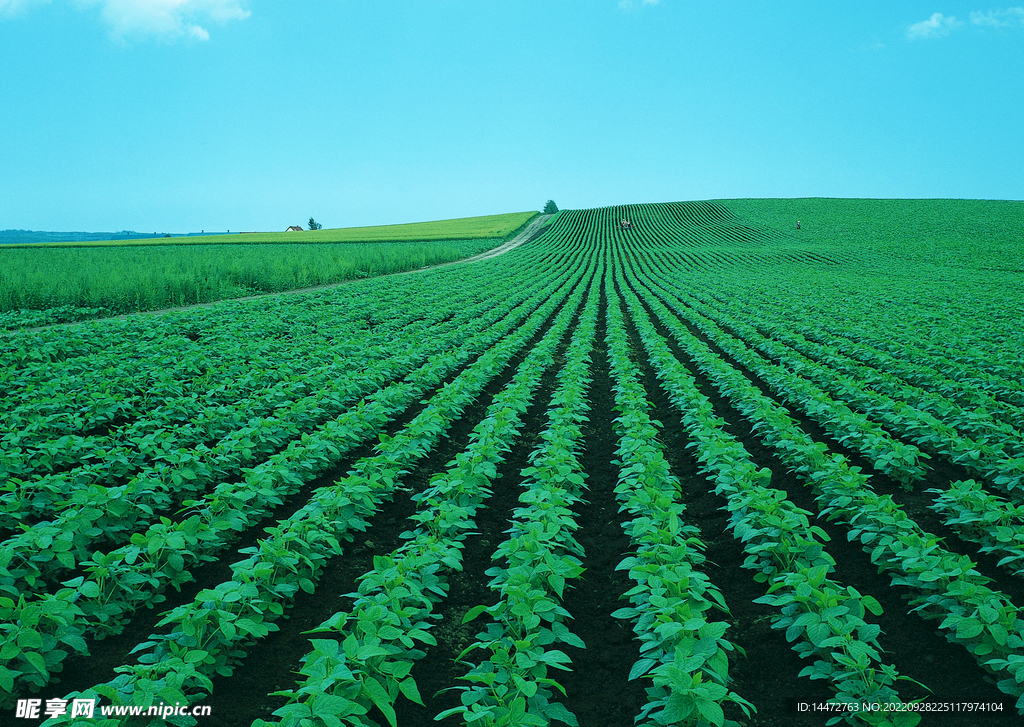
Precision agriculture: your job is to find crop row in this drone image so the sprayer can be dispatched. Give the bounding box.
[0,253,591,702]
[603,272,756,726]
[617,254,1024,712]
[0,290,507,527]
[39,246,597,726]
[447,266,601,727]
[0,261,573,600]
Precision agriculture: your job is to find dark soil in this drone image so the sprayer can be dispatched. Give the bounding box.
[556,292,647,726]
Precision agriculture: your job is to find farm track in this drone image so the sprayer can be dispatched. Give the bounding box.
[5,200,1023,727]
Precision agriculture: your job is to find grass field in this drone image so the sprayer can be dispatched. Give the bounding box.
[0,211,540,328]
[2,198,1023,727]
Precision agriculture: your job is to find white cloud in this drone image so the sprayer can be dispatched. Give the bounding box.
[618,0,658,12]
[970,7,1024,26]
[3,0,249,37]
[905,7,1024,39]
[77,0,249,40]
[906,12,962,39]
[0,0,49,16]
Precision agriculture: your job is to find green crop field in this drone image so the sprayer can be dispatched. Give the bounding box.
[0,211,541,329]
[6,211,540,248]
[2,198,1023,727]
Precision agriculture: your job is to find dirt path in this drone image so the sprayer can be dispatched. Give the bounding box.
[448,213,552,264]
[15,215,553,332]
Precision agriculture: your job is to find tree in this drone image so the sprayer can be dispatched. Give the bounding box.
[308,217,322,231]
[543,200,558,214]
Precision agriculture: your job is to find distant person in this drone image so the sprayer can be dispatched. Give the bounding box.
[796,220,801,230]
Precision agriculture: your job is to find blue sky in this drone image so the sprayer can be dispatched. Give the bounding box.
[1,1,1022,232]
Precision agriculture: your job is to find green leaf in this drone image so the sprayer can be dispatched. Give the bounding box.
[436,706,475,720]
[184,649,209,664]
[58,630,88,655]
[357,645,389,660]
[343,633,359,660]
[0,667,13,693]
[398,676,424,706]
[548,574,566,598]
[698,698,725,726]
[544,701,580,726]
[858,623,882,643]
[806,621,830,647]
[462,604,489,624]
[364,677,397,727]
[16,629,43,650]
[466,709,496,723]
[509,697,526,722]
[629,658,657,681]
[236,618,262,636]
[956,618,984,640]
[23,650,48,676]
